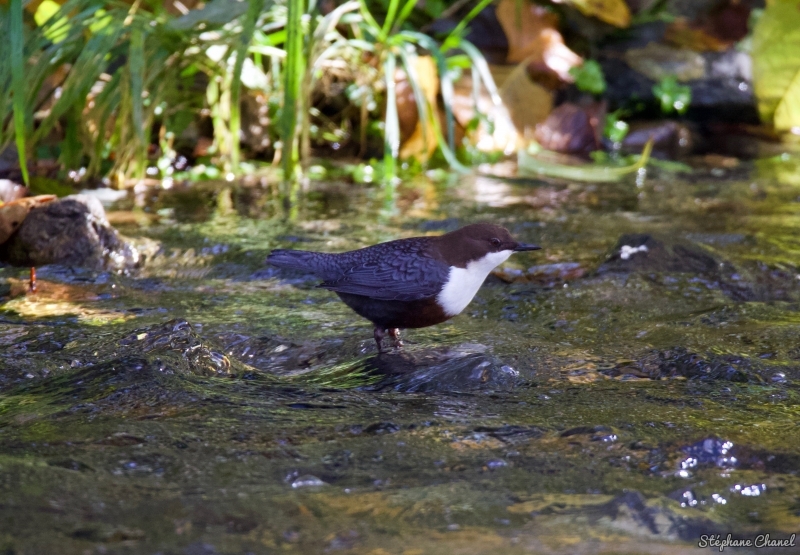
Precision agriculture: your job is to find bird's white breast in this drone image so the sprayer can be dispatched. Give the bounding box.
[436,250,513,317]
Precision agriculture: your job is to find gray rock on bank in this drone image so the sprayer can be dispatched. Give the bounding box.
[0,194,141,272]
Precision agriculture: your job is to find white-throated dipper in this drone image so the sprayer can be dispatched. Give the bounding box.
[267,223,541,351]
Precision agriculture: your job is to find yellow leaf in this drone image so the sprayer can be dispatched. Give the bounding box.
[752,0,800,131]
[398,56,439,161]
[560,0,631,28]
[774,66,800,131]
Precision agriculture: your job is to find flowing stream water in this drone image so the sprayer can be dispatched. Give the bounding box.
[1,157,799,554]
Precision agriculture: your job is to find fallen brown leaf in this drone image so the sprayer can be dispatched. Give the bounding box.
[496,0,582,79]
[499,60,554,139]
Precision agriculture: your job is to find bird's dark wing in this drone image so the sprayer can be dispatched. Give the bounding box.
[318,239,449,301]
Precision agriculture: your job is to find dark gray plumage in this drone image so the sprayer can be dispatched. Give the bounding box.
[268,238,450,301]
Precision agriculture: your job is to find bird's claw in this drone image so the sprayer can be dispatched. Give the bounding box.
[374,327,403,352]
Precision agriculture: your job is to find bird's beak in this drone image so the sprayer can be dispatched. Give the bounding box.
[513,242,542,252]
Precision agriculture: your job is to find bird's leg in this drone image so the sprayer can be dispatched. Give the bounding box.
[373,326,387,353]
[388,328,403,348]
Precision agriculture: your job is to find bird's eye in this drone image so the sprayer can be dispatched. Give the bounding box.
[490,238,501,248]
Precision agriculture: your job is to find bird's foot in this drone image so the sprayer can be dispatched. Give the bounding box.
[388,328,403,348]
[373,327,387,353]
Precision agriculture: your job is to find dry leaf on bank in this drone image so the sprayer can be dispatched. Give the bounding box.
[398,56,439,161]
[496,0,583,80]
[664,18,732,52]
[499,59,554,140]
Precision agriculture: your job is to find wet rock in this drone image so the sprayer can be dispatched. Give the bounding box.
[533,102,603,156]
[0,194,141,272]
[599,234,800,303]
[672,438,800,475]
[361,345,520,393]
[362,422,401,435]
[599,36,757,123]
[611,348,754,381]
[595,491,723,541]
[473,424,546,445]
[677,437,738,470]
[115,319,235,376]
[598,234,723,275]
[290,474,326,488]
[561,425,614,438]
[493,262,585,285]
[216,331,341,375]
[618,120,694,159]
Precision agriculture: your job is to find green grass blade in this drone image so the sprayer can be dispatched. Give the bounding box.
[357,0,381,36]
[458,40,502,106]
[518,141,653,183]
[10,0,30,185]
[281,0,306,187]
[396,48,430,158]
[383,53,399,185]
[397,31,455,152]
[393,0,418,34]
[313,0,359,42]
[33,22,126,144]
[380,0,400,41]
[129,23,146,180]
[230,0,265,174]
[442,0,494,51]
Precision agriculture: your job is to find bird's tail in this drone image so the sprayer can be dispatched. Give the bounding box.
[266,249,321,273]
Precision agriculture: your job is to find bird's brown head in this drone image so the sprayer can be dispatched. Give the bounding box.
[437,223,541,267]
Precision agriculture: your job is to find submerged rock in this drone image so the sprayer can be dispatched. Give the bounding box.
[598,233,800,302]
[0,194,141,272]
[598,234,723,275]
[361,344,520,393]
[611,347,754,381]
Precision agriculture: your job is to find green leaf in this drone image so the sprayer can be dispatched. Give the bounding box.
[29,176,74,197]
[752,0,800,131]
[382,54,399,184]
[652,75,691,115]
[604,112,629,143]
[129,24,147,179]
[168,0,251,30]
[34,0,69,43]
[570,60,607,95]
[519,141,652,183]
[230,0,266,173]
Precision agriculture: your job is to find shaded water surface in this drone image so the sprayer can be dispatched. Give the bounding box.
[1,161,800,554]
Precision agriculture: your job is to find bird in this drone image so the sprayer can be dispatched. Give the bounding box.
[267,223,541,351]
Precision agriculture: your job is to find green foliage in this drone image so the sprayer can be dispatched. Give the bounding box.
[652,76,691,115]
[604,111,629,143]
[8,0,29,185]
[520,141,652,183]
[1,0,500,189]
[281,0,305,191]
[570,60,607,95]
